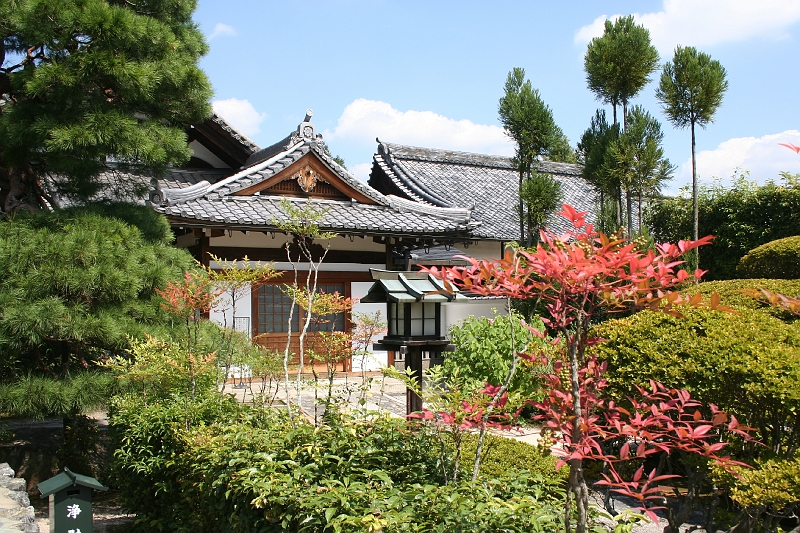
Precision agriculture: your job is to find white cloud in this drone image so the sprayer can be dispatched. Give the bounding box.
[325,99,513,157]
[575,1,800,54]
[349,162,373,183]
[208,23,237,41]
[675,130,800,187]
[212,98,267,137]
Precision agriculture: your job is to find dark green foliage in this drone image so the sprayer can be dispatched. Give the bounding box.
[592,301,800,456]
[578,109,620,232]
[0,206,194,379]
[656,46,728,132]
[603,105,673,233]
[111,397,568,532]
[646,176,800,279]
[584,15,659,125]
[0,371,119,419]
[0,0,212,210]
[518,171,563,246]
[737,236,800,280]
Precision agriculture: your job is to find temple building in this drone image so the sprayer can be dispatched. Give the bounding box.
[146,111,597,369]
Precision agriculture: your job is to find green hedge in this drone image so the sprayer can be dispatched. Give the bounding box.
[591,304,800,455]
[461,432,567,483]
[646,175,800,280]
[737,236,800,280]
[111,396,570,532]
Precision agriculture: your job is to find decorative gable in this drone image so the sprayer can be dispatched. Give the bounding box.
[233,151,378,204]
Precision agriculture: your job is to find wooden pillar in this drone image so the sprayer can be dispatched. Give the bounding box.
[405,346,423,415]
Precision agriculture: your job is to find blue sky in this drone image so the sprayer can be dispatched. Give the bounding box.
[193,0,800,194]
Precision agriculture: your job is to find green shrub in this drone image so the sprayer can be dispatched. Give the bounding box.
[646,173,800,279]
[445,312,547,400]
[737,236,800,279]
[111,396,571,532]
[591,307,800,456]
[684,279,800,315]
[460,432,567,483]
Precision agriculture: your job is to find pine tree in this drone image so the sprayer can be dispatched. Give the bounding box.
[656,46,728,245]
[0,0,212,212]
[498,68,562,244]
[0,204,194,380]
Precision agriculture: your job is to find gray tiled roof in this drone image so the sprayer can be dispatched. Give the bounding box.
[149,121,480,238]
[210,113,260,154]
[159,195,478,236]
[369,141,598,240]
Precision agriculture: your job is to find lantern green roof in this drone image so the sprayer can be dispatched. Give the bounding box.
[361,269,469,303]
[36,468,109,498]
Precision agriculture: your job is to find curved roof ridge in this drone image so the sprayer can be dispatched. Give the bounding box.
[382,141,514,170]
[210,113,260,154]
[380,141,583,176]
[376,140,458,207]
[308,142,389,206]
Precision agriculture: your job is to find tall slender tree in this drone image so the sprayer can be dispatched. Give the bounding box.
[584,15,659,229]
[656,46,728,244]
[584,15,659,129]
[578,109,620,233]
[603,106,673,233]
[498,67,561,244]
[0,0,212,213]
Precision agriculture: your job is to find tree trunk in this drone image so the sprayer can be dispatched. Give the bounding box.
[518,170,525,244]
[691,121,698,242]
[626,190,633,237]
[568,319,589,533]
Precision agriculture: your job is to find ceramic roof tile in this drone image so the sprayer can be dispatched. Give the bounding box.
[369,141,598,240]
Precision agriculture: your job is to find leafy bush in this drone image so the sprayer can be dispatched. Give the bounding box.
[111,396,570,532]
[445,312,547,399]
[681,279,800,316]
[460,432,567,483]
[737,235,800,279]
[646,173,800,279]
[591,306,800,456]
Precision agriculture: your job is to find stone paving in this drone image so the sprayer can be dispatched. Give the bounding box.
[222,373,410,420]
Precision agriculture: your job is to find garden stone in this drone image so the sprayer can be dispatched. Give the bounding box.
[3,493,27,509]
[0,479,24,492]
[0,465,13,478]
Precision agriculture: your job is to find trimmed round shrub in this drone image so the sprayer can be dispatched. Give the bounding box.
[591,307,800,454]
[737,235,800,279]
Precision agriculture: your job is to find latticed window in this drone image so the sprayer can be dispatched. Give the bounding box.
[256,283,345,334]
[257,284,299,334]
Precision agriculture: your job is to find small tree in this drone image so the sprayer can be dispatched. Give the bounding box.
[428,204,744,533]
[656,46,728,249]
[272,198,336,422]
[603,105,673,234]
[498,67,562,244]
[518,170,563,247]
[578,109,620,233]
[584,15,659,128]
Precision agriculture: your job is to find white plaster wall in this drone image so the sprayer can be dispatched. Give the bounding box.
[209,232,384,252]
[442,299,507,335]
[189,140,229,169]
[209,284,252,335]
[460,240,506,261]
[351,281,388,371]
